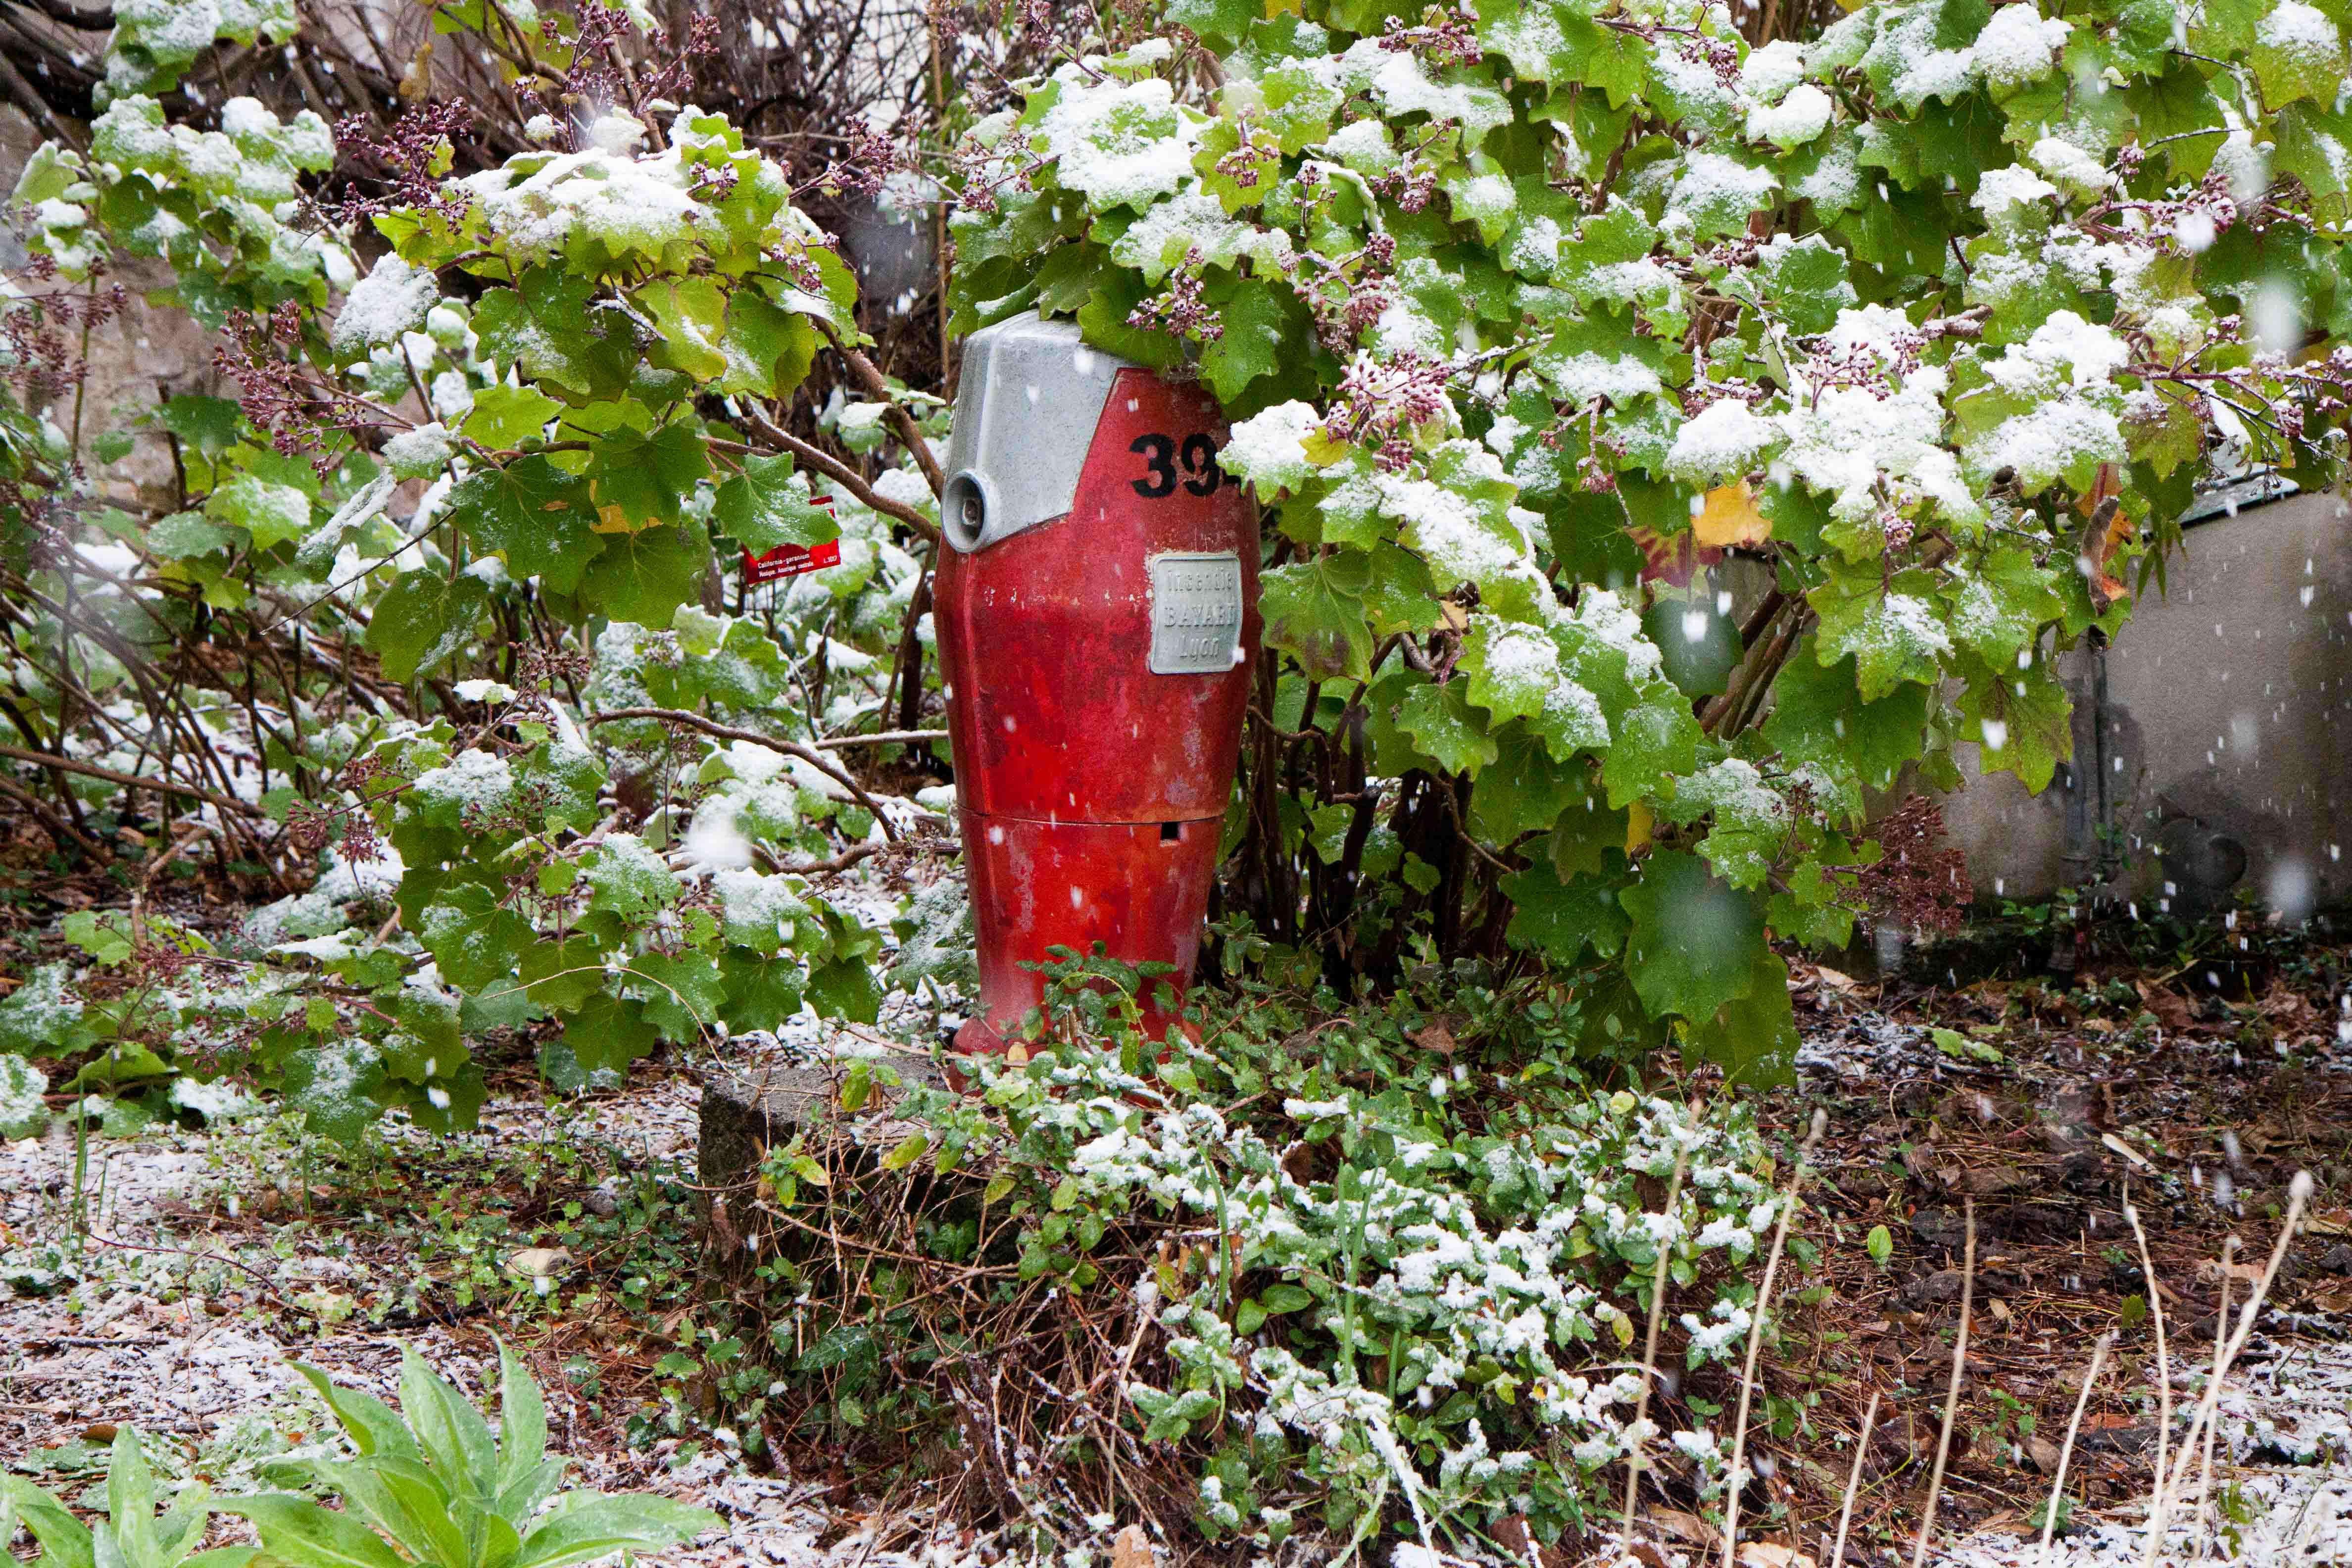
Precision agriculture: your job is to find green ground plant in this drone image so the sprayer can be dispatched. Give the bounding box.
[1,1427,262,1568]
[0,1347,716,1568]
[699,953,1805,1557]
[238,1343,716,1568]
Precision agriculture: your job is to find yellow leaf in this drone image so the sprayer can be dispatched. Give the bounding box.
[1624,800,1655,854]
[1300,427,1352,469]
[592,502,637,535]
[1693,482,1772,548]
[1263,0,1303,15]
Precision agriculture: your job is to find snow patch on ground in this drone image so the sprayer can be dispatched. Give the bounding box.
[1950,1332,2352,1567]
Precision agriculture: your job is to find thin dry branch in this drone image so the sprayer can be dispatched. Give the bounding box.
[2042,1333,2114,1566]
[1722,1107,1827,1568]
[586,706,902,841]
[1622,1135,1692,1558]
[0,740,271,820]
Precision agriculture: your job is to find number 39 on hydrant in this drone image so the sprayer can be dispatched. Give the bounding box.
[934,312,1262,1062]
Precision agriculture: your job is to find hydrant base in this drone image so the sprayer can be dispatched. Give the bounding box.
[958,806,1218,1053]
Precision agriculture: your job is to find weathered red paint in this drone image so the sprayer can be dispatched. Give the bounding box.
[935,367,1259,1056]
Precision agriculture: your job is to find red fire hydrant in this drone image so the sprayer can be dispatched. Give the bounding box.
[933,313,1260,1061]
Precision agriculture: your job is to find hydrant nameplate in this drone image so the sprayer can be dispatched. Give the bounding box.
[1147,552,1245,675]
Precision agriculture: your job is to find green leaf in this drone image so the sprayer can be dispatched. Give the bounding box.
[1197,279,1302,403]
[418,884,533,997]
[207,475,312,550]
[806,955,882,1024]
[1932,1026,2002,1062]
[1866,1224,1893,1266]
[2249,0,2346,107]
[461,385,564,451]
[1643,593,1740,698]
[720,288,820,398]
[631,949,725,1041]
[1462,615,1560,726]
[719,948,804,1032]
[1671,760,1789,890]
[1683,946,1798,1086]
[1,1476,94,1568]
[1597,699,1701,809]
[473,271,641,398]
[557,993,662,1077]
[215,1496,409,1568]
[1469,725,1580,842]
[1501,859,1630,966]
[637,276,730,382]
[587,422,711,530]
[1398,680,1500,776]
[513,1495,719,1568]
[1957,655,2073,792]
[106,1429,158,1568]
[494,1341,552,1496]
[576,524,713,626]
[305,1462,464,1568]
[1257,557,1372,682]
[399,1345,499,1502]
[1810,568,1951,701]
[368,572,490,684]
[1617,849,1770,1025]
[712,454,839,552]
[515,937,608,1012]
[148,512,240,561]
[157,395,243,459]
[1073,269,1181,368]
[1763,649,1928,815]
[1558,15,1654,106]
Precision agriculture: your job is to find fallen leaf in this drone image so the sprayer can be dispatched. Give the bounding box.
[1110,1523,1152,1568]
[1651,1508,1722,1547]
[2305,1210,2352,1238]
[1737,1546,1815,1568]
[2197,1258,2263,1285]
[505,1246,572,1278]
[2101,1132,2153,1171]
[1814,965,1858,992]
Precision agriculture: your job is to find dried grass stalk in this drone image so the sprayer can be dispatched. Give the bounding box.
[1621,1136,1693,1560]
[2150,1171,2315,1559]
[1721,1109,1828,1568]
[2041,1332,2115,1568]
[2125,1194,2172,1565]
[1909,1196,1974,1568]
[1827,1389,1881,1568]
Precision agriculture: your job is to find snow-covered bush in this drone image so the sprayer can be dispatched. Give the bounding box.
[794,957,1787,1553]
[950,0,2352,1081]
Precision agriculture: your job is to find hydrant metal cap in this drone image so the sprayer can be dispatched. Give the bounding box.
[939,312,1128,553]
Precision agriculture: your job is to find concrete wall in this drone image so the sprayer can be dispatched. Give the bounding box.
[1938,487,2352,918]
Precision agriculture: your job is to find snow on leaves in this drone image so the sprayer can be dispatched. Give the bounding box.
[949,0,2352,1108]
